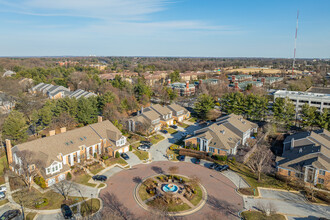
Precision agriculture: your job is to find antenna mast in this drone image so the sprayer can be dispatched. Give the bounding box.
[292,10,299,76]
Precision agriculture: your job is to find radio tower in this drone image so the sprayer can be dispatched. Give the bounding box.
[292,10,299,76]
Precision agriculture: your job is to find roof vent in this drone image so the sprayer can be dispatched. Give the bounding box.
[220,130,225,134]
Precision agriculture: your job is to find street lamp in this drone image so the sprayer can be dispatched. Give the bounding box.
[91,193,93,216]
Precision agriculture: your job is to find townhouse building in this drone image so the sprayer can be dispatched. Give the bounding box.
[185,114,258,156]
[276,129,330,189]
[6,117,129,187]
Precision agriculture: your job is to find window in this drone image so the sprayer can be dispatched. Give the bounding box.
[47,168,51,174]
[311,101,321,105]
[55,166,58,171]
[299,100,308,103]
[318,178,324,184]
[52,167,55,172]
[59,163,62,169]
[288,171,291,176]
[209,147,215,153]
[319,170,326,175]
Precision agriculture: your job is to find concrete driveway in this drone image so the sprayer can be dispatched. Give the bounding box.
[56,181,98,198]
[125,151,142,167]
[244,188,330,219]
[36,212,65,220]
[100,166,123,178]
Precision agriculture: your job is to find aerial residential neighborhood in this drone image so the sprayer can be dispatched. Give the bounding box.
[0,0,329,220]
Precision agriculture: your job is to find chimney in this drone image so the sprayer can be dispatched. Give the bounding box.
[141,106,144,114]
[234,82,239,89]
[167,79,171,85]
[290,138,294,150]
[60,127,66,133]
[232,75,236,82]
[186,81,189,89]
[98,116,103,123]
[49,130,56,136]
[5,139,13,165]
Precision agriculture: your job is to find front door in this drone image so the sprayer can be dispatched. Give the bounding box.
[48,178,56,186]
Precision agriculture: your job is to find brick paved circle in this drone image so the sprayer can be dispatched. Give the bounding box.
[100,161,243,220]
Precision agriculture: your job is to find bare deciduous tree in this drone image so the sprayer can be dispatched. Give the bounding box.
[52,180,74,201]
[246,145,273,181]
[14,150,45,190]
[98,192,133,220]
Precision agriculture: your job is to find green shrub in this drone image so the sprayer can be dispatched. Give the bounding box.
[115,151,120,158]
[34,176,46,189]
[66,172,72,181]
[102,155,109,160]
[231,157,236,163]
[94,153,97,158]
[129,145,133,151]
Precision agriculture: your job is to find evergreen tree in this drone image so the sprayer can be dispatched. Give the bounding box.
[194,94,215,119]
[315,108,329,130]
[273,97,295,129]
[76,97,98,125]
[2,111,28,144]
[300,104,317,129]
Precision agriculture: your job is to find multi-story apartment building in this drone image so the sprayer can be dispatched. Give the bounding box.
[168,81,196,96]
[6,117,129,187]
[274,90,330,113]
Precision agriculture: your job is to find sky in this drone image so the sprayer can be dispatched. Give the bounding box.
[0,0,329,58]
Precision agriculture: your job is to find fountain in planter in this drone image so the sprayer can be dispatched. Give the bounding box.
[162,184,179,193]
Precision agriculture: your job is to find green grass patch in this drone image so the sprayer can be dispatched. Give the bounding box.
[167,203,191,212]
[189,185,203,206]
[89,163,105,175]
[80,198,100,217]
[73,173,97,187]
[149,134,165,145]
[97,183,105,188]
[178,122,190,128]
[0,156,8,185]
[166,128,178,134]
[241,211,286,220]
[25,212,37,220]
[167,148,179,161]
[12,188,83,210]
[188,117,197,123]
[238,188,255,196]
[138,183,154,201]
[0,199,9,206]
[133,149,149,161]
[104,158,128,167]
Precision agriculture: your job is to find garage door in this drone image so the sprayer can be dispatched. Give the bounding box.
[123,146,129,152]
[58,174,65,181]
[118,149,123,154]
[48,178,56,186]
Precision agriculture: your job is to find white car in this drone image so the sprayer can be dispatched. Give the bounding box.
[0,192,5,200]
[0,186,7,193]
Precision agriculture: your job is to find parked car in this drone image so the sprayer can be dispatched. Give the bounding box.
[140,141,152,146]
[121,153,130,160]
[216,165,229,172]
[193,158,200,164]
[0,192,5,200]
[160,130,168,134]
[170,125,178,129]
[0,209,21,220]
[0,186,6,193]
[138,145,150,151]
[92,175,107,182]
[209,163,220,170]
[61,204,74,219]
[178,155,185,161]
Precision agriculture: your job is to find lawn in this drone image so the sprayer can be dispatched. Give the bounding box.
[12,188,83,210]
[241,211,286,220]
[149,134,165,145]
[166,148,179,161]
[104,158,128,167]
[138,183,154,201]
[73,173,97,187]
[133,149,149,161]
[97,183,105,188]
[88,163,105,175]
[0,199,9,206]
[25,212,37,220]
[188,117,197,123]
[189,185,203,206]
[178,122,190,128]
[166,128,178,134]
[0,156,8,185]
[238,188,255,196]
[80,198,101,217]
[146,199,190,212]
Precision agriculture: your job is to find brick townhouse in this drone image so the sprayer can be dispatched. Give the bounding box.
[6,117,129,187]
[276,129,330,189]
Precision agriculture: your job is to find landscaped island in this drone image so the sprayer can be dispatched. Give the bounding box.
[135,174,206,215]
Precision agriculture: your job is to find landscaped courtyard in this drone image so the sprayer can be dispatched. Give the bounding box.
[135,174,206,215]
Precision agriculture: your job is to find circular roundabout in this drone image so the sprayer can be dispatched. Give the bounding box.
[134,174,207,216]
[100,161,243,219]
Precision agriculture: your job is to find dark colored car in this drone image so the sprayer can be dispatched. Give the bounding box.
[92,175,107,182]
[209,163,219,170]
[61,204,73,219]
[160,130,168,134]
[170,125,178,129]
[193,158,200,164]
[138,145,150,151]
[216,165,229,172]
[0,209,21,220]
[121,153,130,160]
[178,155,185,161]
[140,141,152,146]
